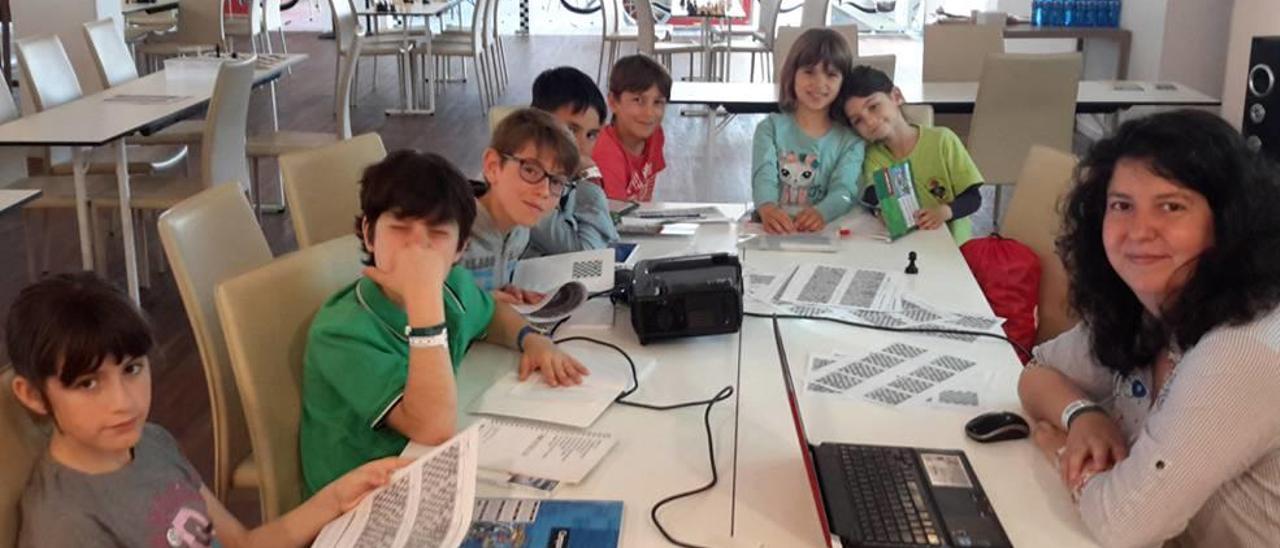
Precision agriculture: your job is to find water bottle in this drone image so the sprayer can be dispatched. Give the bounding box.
[1048,0,1063,26]
[1032,0,1044,26]
[1112,0,1123,27]
[1063,0,1076,27]
[1079,1,1094,27]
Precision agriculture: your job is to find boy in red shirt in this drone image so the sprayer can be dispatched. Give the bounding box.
[592,55,670,201]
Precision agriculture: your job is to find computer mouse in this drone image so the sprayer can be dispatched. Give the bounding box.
[965,411,1030,443]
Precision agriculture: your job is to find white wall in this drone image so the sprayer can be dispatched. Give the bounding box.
[1159,0,1231,97]
[1222,0,1280,129]
[1120,0,1170,81]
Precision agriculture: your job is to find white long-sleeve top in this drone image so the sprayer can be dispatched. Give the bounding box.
[1031,307,1280,548]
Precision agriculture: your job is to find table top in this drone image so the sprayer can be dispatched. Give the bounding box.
[122,0,181,14]
[670,79,1221,114]
[404,203,1096,546]
[0,53,307,147]
[355,0,460,17]
[1003,24,1131,39]
[0,189,41,214]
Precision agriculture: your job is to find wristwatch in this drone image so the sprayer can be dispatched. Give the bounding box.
[405,323,448,349]
[516,325,542,352]
[1061,399,1105,430]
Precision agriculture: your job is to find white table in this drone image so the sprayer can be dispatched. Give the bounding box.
[731,218,1096,546]
[0,189,42,215]
[670,79,1221,115]
[356,0,462,116]
[399,203,1097,546]
[0,53,307,303]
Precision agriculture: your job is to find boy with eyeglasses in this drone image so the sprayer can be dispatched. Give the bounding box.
[462,107,580,304]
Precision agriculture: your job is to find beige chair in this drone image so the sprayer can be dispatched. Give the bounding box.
[0,367,51,547]
[1000,145,1079,343]
[853,53,894,79]
[157,183,274,502]
[224,0,265,53]
[279,133,387,248]
[216,236,364,519]
[967,52,1082,222]
[487,104,518,133]
[329,0,415,111]
[428,0,500,112]
[136,0,227,71]
[90,58,256,277]
[244,38,362,217]
[922,23,1004,82]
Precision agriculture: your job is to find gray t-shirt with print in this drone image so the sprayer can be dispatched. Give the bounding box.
[19,423,215,548]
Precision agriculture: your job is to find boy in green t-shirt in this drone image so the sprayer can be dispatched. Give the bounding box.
[841,66,985,244]
[300,151,590,496]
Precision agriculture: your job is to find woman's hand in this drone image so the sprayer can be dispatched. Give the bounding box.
[519,334,590,387]
[758,203,796,234]
[1060,412,1128,487]
[794,207,826,232]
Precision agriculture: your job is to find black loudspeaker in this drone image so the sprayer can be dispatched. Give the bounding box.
[1243,36,1280,162]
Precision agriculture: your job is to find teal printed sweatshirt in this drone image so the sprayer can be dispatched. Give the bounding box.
[751,113,865,221]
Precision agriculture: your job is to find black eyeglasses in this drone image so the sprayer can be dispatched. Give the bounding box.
[500,153,572,196]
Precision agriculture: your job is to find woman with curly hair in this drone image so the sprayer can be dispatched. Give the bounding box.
[1018,109,1280,547]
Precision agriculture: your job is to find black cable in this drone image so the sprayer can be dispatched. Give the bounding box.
[744,311,1033,362]
[552,335,734,548]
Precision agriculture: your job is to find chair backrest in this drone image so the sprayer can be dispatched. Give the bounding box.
[172,0,227,47]
[832,24,858,58]
[1,368,50,548]
[853,53,895,79]
[901,104,934,127]
[83,18,141,89]
[601,0,626,34]
[0,78,29,184]
[264,0,284,32]
[1001,145,1079,343]
[633,0,657,56]
[336,38,361,139]
[488,0,501,43]
[922,22,1004,82]
[488,105,518,133]
[279,133,387,248]
[201,58,255,189]
[773,25,802,82]
[967,52,1081,184]
[14,34,83,112]
[466,0,489,50]
[330,0,357,54]
[157,182,273,501]
[800,0,830,28]
[215,236,364,519]
[757,0,782,42]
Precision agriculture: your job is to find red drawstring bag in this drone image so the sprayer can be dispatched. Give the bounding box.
[960,235,1041,363]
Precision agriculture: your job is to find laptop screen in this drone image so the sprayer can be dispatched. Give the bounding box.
[772,318,835,548]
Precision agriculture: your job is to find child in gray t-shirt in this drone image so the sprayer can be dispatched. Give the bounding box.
[6,273,407,548]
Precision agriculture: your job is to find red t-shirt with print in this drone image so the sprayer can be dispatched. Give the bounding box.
[591,124,666,202]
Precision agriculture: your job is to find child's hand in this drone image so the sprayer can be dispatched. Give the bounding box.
[794,207,826,232]
[519,334,590,387]
[494,285,546,305]
[363,242,452,308]
[913,204,953,230]
[325,457,412,514]
[758,203,795,234]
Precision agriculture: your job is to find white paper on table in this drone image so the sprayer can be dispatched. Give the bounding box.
[560,298,616,329]
[778,264,903,310]
[475,418,616,484]
[470,343,653,428]
[312,424,479,548]
[513,249,614,294]
[804,342,998,411]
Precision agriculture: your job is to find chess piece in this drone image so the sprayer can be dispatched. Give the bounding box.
[905,251,918,275]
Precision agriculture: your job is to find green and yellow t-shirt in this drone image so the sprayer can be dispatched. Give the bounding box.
[300,266,495,496]
[861,125,984,244]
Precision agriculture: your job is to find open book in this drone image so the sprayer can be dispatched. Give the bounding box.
[870,161,921,240]
[312,424,481,548]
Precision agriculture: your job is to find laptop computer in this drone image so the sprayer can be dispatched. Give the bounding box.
[771,318,1012,547]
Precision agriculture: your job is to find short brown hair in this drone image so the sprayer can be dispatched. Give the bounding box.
[778,28,854,119]
[489,107,580,177]
[608,54,672,99]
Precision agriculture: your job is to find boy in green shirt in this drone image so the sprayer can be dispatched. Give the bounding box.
[841,66,985,244]
[300,150,590,496]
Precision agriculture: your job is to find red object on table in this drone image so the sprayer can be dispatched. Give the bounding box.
[226,0,250,15]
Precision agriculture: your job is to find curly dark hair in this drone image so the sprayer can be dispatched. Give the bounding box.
[1057,109,1280,375]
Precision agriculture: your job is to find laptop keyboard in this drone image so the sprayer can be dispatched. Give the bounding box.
[838,445,943,546]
